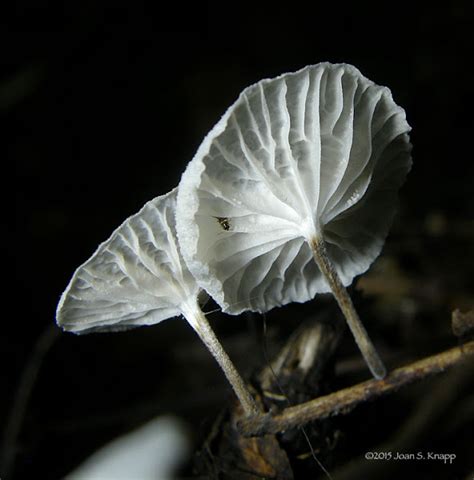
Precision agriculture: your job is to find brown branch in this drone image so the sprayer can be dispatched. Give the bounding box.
[330,364,473,480]
[239,340,474,437]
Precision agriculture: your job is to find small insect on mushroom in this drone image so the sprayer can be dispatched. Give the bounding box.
[176,62,413,380]
[214,216,231,231]
[56,189,258,416]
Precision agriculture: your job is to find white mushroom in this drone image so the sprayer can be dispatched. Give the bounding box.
[56,189,258,415]
[176,63,412,379]
[66,416,189,480]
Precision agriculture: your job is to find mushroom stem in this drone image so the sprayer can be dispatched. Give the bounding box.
[182,301,259,416]
[309,236,387,379]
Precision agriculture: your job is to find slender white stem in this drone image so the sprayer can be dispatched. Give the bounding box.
[181,301,259,416]
[310,236,387,380]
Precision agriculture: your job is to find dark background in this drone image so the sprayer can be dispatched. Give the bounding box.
[6,1,474,479]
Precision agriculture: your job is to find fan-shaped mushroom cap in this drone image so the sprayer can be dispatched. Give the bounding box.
[57,188,200,333]
[176,63,412,314]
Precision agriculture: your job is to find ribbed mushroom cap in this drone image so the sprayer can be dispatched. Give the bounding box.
[57,188,200,333]
[176,62,412,314]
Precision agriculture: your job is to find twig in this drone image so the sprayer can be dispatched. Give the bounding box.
[239,341,474,437]
[330,360,473,480]
[452,308,474,337]
[0,324,60,478]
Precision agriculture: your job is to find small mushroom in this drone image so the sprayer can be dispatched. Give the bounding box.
[67,416,190,479]
[56,189,258,415]
[176,63,412,379]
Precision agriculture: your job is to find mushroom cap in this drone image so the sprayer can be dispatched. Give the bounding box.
[57,188,200,333]
[67,416,189,479]
[176,63,412,314]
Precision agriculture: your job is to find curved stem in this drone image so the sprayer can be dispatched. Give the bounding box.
[181,301,259,416]
[310,236,386,379]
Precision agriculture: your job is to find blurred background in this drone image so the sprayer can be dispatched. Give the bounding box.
[7,1,474,479]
